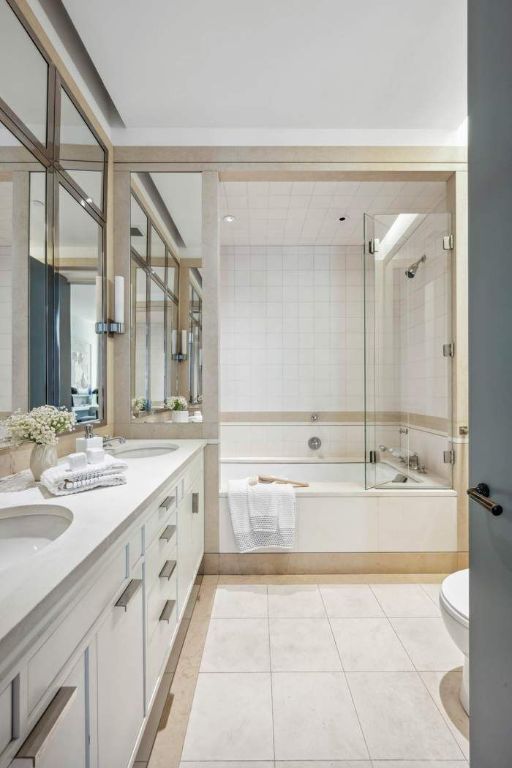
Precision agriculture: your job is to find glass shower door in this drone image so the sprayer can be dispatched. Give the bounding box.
[363,213,377,489]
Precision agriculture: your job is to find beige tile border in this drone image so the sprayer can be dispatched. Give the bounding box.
[202,551,459,575]
[220,411,449,432]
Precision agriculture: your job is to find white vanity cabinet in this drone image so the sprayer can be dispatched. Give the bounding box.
[96,568,144,768]
[0,444,205,768]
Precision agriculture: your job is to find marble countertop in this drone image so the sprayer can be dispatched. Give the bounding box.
[0,438,206,668]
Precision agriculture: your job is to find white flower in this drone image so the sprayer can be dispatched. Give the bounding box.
[1,406,75,446]
[165,395,188,411]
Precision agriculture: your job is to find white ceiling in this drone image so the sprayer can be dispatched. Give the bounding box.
[150,173,202,258]
[219,180,446,246]
[59,0,467,146]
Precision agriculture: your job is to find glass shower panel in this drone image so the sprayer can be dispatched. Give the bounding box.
[365,211,453,489]
[363,213,377,489]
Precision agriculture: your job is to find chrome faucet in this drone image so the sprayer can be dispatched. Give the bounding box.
[408,453,420,471]
[103,436,127,448]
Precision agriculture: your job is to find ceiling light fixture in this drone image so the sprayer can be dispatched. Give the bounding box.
[338,216,347,221]
[223,215,236,223]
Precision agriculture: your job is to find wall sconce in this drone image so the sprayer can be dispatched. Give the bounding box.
[171,329,189,361]
[95,275,126,335]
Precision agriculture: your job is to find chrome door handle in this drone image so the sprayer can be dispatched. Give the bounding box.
[467,483,503,516]
[115,579,142,610]
[159,599,176,622]
[192,492,199,514]
[15,687,77,764]
[159,495,176,512]
[159,559,177,580]
[159,524,176,542]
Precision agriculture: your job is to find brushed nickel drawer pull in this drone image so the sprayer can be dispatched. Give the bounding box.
[159,600,176,622]
[192,492,199,514]
[15,687,77,764]
[159,524,176,542]
[159,495,176,512]
[159,559,177,580]
[115,579,142,610]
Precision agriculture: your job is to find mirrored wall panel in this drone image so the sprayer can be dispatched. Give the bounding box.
[129,172,202,422]
[0,1,48,146]
[0,0,108,429]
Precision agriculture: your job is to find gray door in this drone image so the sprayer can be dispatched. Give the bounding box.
[468,1,512,765]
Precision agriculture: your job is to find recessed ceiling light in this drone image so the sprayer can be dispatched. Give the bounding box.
[338,216,347,221]
[223,214,236,223]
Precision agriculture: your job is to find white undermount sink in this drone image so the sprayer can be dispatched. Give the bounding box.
[0,504,73,571]
[109,444,179,459]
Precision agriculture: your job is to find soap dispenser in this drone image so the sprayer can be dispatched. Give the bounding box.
[76,423,103,452]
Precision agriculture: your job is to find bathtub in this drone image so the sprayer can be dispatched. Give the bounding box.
[218,458,457,555]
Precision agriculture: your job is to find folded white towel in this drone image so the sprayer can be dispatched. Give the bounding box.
[40,454,128,496]
[228,478,296,553]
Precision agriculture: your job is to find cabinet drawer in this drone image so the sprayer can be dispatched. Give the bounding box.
[12,654,87,768]
[147,568,177,642]
[145,529,177,589]
[146,596,177,702]
[144,490,177,548]
[27,549,125,714]
[0,680,13,756]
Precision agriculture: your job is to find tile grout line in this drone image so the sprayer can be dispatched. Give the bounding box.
[318,584,372,763]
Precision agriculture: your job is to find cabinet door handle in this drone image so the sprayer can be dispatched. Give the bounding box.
[159,559,177,580]
[159,495,176,512]
[159,524,176,542]
[192,492,199,514]
[115,579,142,610]
[15,687,77,765]
[159,600,176,622]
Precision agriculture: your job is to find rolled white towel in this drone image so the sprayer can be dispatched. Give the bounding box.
[40,454,128,496]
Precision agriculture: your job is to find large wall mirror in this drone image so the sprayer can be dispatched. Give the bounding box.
[130,172,202,423]
[0,0,108,429]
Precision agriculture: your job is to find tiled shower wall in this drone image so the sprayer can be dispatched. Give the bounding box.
[220,244,364,413]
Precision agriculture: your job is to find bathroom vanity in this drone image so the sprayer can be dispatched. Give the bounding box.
[0,439,206,768]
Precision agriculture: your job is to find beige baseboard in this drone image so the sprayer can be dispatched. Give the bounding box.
[202,551,461,575]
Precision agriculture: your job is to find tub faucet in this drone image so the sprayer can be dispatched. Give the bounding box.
[408,453,420,471]
[103,436,127,448]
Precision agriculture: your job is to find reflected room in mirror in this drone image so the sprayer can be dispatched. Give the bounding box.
[0,0,108,433]
[129,172,202,424]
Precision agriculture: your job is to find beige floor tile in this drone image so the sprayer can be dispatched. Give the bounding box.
[391,618,464,671]
[420,669,470,760]
[370,583,441,617]
[320,584,385,617]
[200,618,270,672]
[272,672,368,760]
[269,617,341,671]
[419,581,442,604]
[330,617,414,672]
[211,584,268,618]
[347,671,463,760]
[181,673,274,761]
[276,762,371,768]
[182,763,273,768]
[268,584,326,618]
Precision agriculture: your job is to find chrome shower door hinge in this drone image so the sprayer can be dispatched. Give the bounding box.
[443,449,456,465]
[369,238,380,255]
[443,234,455,250]
[443,342,455,358]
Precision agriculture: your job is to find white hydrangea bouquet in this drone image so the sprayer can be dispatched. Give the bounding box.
[2,405,76,480]
[132,396,149,417]
[165,395,189,423]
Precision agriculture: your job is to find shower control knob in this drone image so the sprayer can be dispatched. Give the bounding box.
[308,437,321,450]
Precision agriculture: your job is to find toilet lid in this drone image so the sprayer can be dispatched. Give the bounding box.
[441,568,469,621]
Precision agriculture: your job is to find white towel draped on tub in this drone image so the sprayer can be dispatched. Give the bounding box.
[40,454,128,496]
[228,478,296,552]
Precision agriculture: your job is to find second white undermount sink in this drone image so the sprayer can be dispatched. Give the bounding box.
[109,444,179,459]
[0,504,72,572]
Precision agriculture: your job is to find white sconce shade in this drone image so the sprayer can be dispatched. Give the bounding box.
[114,276,125,324]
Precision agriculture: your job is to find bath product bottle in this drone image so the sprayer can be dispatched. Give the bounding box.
[76,424,103,453]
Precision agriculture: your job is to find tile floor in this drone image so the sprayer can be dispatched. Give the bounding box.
[179,581,470,767]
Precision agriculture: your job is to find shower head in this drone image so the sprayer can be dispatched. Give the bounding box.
[405,254,426,278]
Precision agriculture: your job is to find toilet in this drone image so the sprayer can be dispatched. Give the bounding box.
[440,568,470,714]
